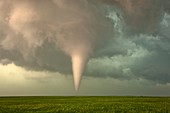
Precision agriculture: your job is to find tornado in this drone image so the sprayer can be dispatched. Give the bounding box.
[69,44,90,93]
[0,0,114,93]
[72,54,87,93]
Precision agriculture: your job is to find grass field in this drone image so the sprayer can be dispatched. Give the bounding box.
[0,96,170,113]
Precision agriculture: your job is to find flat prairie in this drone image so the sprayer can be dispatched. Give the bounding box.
[0,96,170,113]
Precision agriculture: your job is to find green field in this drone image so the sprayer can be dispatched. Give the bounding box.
[0,96,170,113]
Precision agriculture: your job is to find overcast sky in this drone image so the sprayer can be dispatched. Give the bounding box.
[0,0,170,96]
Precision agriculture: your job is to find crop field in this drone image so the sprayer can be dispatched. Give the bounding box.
[0,96,170,113]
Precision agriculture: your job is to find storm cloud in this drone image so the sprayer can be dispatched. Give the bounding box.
[86,0,170,84]
[0,0,170,85]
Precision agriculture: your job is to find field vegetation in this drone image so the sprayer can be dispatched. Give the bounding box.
[0,96,170,113]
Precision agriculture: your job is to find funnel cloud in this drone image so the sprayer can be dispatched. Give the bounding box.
[0,0,114,92]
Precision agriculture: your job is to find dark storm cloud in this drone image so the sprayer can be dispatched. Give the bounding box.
[85,0,170,84]
[0,0,170,84]
[0,0,114,74]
